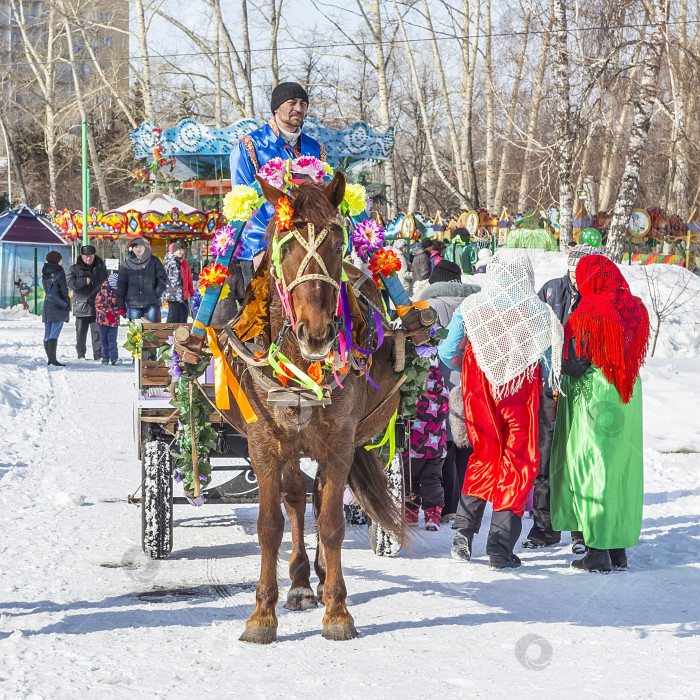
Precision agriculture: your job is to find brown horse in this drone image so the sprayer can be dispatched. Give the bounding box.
[219,171,407,644]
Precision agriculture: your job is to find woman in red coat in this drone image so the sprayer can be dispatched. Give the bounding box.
[438,250,563,569]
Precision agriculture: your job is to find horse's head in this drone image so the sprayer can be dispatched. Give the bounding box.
[257,171,347,361]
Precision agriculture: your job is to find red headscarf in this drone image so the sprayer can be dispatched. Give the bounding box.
[564,256,650,403]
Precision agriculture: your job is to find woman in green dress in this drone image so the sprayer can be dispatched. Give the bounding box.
[551,255,650,573]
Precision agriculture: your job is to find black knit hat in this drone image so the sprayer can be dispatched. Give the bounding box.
[420,237,433,250]
[169,240,184,253]
[46,251,62,264]
[81,244,96,255]
[271,82,309,114]
[429,260,462,284]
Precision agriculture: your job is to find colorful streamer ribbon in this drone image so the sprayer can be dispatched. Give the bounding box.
[206,327,257,423]
[364,409,398,468]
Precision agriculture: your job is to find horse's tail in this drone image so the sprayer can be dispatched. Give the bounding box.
[347,447,409,547]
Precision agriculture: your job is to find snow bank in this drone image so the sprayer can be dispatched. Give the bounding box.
[0,304,40,320]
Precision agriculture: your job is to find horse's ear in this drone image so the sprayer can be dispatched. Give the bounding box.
[324,170,346,210]
[255,174,286,206]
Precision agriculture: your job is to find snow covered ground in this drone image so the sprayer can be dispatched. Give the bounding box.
[1,258,699,699]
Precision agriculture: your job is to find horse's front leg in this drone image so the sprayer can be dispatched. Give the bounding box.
[316,455,358,641]
[282,467,317,611]
[240,466,284,644]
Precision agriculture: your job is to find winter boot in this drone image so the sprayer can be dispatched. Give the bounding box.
[111,358,122,365]
[424,505,443,531]
[44,340,50,364]
[523,525,561,549]
[571,547,612,573]
[405,506,420,527]
[451,529,473,562]
[101,358,109,365]
[489,553,522,570]
[571,533,587,555]
[47,339,65,367]
[609,548,628,571]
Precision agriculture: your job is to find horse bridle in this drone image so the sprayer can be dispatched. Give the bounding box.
[269,216,346,329]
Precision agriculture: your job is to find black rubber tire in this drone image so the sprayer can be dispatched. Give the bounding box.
[141,440,173,559]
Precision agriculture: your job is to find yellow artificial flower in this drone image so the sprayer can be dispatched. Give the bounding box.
[223,185,261,223]
[323,162,334,176]
[343,183,367,217]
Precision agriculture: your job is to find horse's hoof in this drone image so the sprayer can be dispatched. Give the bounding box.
[239,625,277,644]
[316,583,324,602]
[284,587,318,611]
[322,622,359,641]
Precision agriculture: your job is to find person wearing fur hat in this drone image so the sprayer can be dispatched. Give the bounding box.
[163,240,194,323]
[418,259,480,521]
[229,81,326,289]
[524,241,604,551]
[66,244,108,360]
[94,273,122,365]
[41,251,71,367]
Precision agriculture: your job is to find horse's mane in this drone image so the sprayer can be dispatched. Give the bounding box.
[264,181,337,242]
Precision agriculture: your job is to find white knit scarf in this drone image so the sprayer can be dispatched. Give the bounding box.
[459,249,563,400]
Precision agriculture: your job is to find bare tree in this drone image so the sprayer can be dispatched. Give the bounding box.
[607,0,667,262]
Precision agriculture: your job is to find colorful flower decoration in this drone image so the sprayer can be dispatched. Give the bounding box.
[368,248,402,287]
[353,219,385,260]
[307,361,324,385]
[275,196,294,232]
[210,224,238,258]
[275,361,294,387]
[222,185,262,223]
[257,157,288,190]
[168,348,182,381]
[342,183,368,218]
[290,156,329,183]
[198,262,229,292]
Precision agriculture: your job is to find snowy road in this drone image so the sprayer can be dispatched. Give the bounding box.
[1,301,699,699]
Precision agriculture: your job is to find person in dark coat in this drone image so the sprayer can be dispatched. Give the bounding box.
[66,244,108,360]
[41,251,71,367]
[410,238,432,297]
[116,237,167,322]
[524,242,601,550]
[418,259,479,521]
[163,240,195,323]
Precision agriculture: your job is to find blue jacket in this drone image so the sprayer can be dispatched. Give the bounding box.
[229,118,324,260]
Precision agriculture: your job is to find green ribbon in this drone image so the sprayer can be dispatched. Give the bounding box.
[364,409,398,468]
[267,343,324,400]
[271,231,294,281]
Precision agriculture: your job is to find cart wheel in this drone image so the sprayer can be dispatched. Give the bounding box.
[368,454,404,557]
[142,440,173,559]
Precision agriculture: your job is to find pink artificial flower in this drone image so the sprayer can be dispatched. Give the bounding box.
[290,156,326,183]
[257,157,287,189]
[353,219,385,260]
[210,225,237,258]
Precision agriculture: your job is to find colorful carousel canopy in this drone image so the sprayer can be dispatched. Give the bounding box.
[128,118,396,180]
[50,193,225,240]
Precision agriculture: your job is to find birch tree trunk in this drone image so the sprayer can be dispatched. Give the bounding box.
[517,8,552,211]
[0,113,28,203]
[367,0,398,216]
[392,0,470,207]
[606,1,667,263]
[211,0,246,119]
[484,0,496,209]
[459,0,480,205]
[214,21,223,128]
[59,3,109,209]
[421,0,467,199]
[598,39,642,211]
[493,4,531,209]
[269,0,283,86]
[133,0,155,122]
[241,0,254,116]
[552,0,573,249]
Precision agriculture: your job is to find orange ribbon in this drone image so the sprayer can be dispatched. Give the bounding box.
[206,327,257,423]
[395,299,430,317]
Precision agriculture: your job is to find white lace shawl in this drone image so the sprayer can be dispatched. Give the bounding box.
[459,249,563,400]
